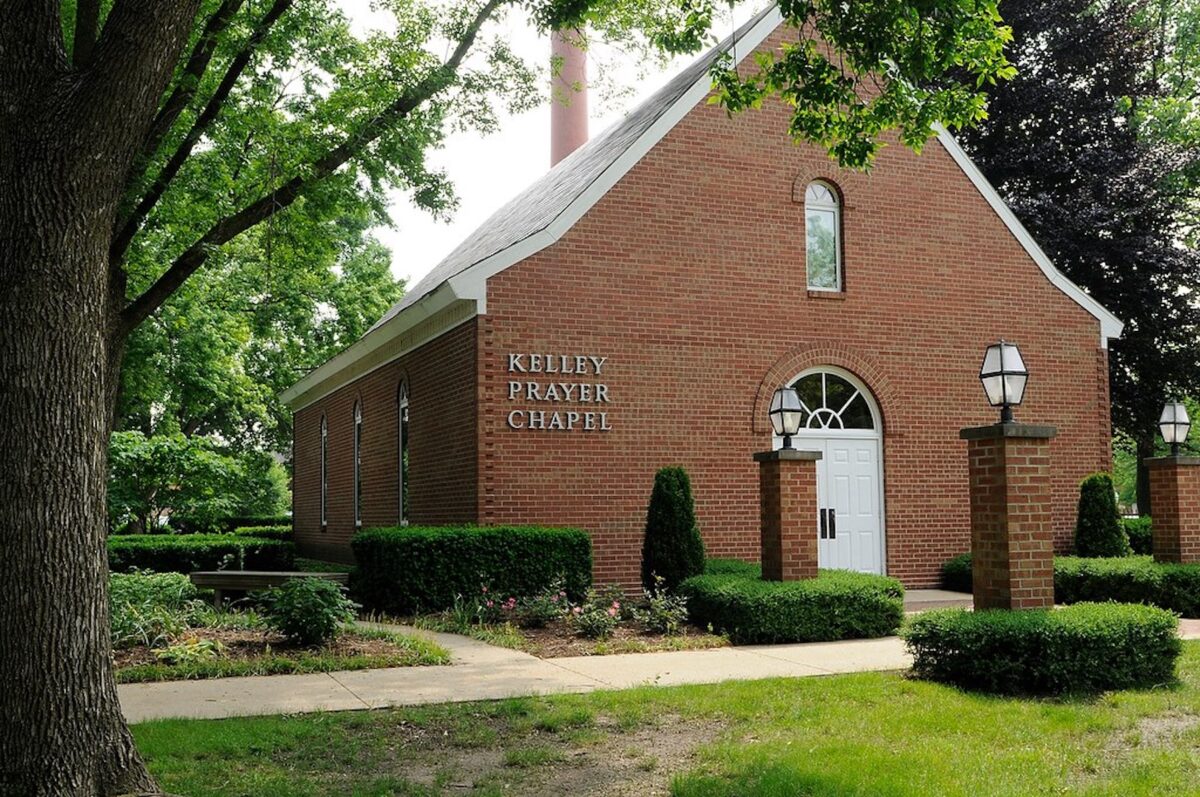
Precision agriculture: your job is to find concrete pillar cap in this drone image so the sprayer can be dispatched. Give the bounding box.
[959,422,1057,440]
[753,449,823,463]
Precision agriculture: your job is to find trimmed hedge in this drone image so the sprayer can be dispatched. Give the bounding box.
[233,524,293,542]
[108,534,294,574]
[941,552,973,593]
[171,515,292,535]
[679,559,904,644]
[1055,555,1200,617]
[940,552,1200,618]
[904,602,1180,695]
[1123,516,1153,555]
[350,525,593,614]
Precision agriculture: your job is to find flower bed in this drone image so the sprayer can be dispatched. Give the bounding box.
[109,571,447,682]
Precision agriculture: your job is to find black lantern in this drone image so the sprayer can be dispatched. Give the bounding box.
[1160,401,1191,456]
[979,340,1028,424]
[770,386,804,449]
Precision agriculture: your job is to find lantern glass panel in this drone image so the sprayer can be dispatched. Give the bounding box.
[1160,402,1191,445]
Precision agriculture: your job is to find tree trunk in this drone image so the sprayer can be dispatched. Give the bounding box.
[0,131,157,797]
[1136,433,1155,517]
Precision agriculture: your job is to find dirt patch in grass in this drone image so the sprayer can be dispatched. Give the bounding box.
[383,708,723,796]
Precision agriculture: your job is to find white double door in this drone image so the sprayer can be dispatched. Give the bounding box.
[798,434,884,574]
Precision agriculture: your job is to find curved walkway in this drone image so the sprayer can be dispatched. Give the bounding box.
[118,625,911,723]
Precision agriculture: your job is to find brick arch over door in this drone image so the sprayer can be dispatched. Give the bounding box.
[751,344,901,435]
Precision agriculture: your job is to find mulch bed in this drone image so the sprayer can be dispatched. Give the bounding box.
[514,620,728,658]
[113,627,398,669]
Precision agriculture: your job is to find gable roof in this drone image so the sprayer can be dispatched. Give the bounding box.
[283,5,1122,409]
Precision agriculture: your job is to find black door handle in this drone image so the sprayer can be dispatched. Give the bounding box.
[829,509,837,540]
[819,508,827,539]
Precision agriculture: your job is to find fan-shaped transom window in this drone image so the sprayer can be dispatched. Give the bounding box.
[805,181,842,291]
[789,371,875,430]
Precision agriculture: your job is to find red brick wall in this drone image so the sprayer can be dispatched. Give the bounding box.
[1148,458,1200,564]
[292,321,479,562]
[475,34,1113,588]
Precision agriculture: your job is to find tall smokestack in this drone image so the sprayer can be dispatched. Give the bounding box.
[550,28,587,167]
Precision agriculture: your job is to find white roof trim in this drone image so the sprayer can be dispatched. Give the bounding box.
[284,6,1122,406]
[935,126,1124,346]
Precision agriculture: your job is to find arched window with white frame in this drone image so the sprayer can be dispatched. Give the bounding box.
[805,181,842,291]
[398,381,410,525]
[319,415,328,529]
[353,401,363,527]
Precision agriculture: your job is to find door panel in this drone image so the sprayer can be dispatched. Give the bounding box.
[813,436,883,574]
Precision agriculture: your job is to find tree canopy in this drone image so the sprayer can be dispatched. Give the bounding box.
[955,0,1200,512]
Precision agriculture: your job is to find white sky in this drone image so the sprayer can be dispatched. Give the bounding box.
[336,1,754,289]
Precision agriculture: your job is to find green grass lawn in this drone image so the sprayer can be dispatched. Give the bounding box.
[134,641,1200,796]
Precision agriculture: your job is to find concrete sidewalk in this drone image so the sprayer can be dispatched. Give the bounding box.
[119,625,912,723]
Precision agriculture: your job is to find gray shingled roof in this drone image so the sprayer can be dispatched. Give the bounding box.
[369,7,774,331]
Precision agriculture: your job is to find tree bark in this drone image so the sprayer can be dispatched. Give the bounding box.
[1136,433,1155,517]
[0,143,156,797]
[0,4,201,793]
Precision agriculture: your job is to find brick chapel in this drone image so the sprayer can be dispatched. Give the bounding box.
[282,7,1123,588]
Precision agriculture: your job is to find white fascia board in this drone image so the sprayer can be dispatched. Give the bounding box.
[280,281,467,408]
[935,126,1124,346]
[447,7,786,305]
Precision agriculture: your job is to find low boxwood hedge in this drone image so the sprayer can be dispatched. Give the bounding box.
[941,552,1200,617]
[350,525,593,614]
[1123,517,1153,555]
[904,602,1180,695]
[1054,555,1200,617]
[108,534,294,574]
[679,559,905,644]
[232,524,293,542]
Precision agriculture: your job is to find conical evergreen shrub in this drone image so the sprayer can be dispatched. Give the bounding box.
[641,466,705,591]
[1074,472,1131,557]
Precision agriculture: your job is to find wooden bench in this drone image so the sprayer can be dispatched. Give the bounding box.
[189,571,350,607]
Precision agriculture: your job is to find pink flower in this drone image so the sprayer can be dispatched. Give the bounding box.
[486,600,494,608]
[481,586,488,593]
[611,601,621,610]
[572,606,582,615]
[607,607,617,617]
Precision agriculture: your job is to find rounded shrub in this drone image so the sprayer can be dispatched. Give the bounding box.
[904,602,1181,695]
[680,559,904,644]
[1074,473,1131,557]
[940,552,973,593]
[641,466,705,591]
[1122,516,1153,555]
[260,578,359,646]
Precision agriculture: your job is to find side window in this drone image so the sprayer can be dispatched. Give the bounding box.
[805,181,842,291]
[353,401,363,527]
[319,416,328,529]
[398,382,409,525]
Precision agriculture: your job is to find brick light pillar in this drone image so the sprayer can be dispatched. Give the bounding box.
[752,449,822,581]
[1146,456,1200,563]
[959,423,1057,610]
